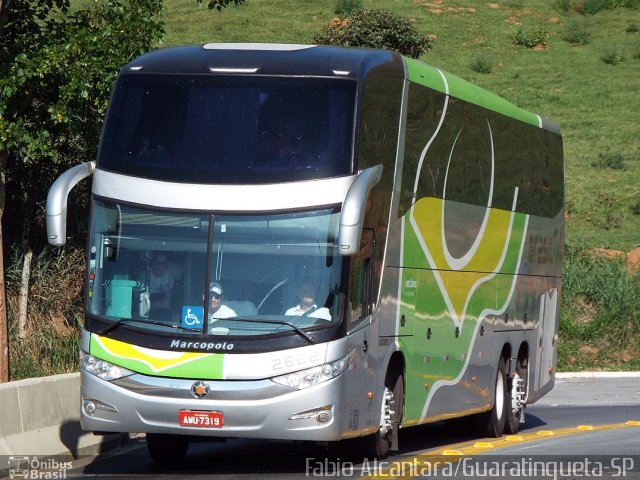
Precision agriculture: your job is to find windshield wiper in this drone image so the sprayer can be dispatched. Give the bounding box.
[215,317,315,344]
[98,318,199,336]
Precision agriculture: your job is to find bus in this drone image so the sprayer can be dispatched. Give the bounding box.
[46,43,564,462]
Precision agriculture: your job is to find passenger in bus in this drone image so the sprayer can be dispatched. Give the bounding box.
[285,278,332,321]
[208,282,237,321]
[146,252,183,317]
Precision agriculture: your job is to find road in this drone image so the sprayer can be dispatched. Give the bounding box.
[4,375,640,479]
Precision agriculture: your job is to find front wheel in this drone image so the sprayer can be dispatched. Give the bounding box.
[352,372,403,459]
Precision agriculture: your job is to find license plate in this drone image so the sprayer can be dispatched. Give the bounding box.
[179,410,223,428]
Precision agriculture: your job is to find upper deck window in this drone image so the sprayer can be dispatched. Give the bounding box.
[98,74,356,183]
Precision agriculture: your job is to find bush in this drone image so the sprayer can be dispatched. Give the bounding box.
[313,9,434,59]
[601,45,625,64]
[631,202,640,215]
[604,0,640,7]
[334,0,362,15]
[554,0,574,13]
[470,53,493,73]
[592,151,626,169]
[562,18,591,45]
[511,26,549,48]
[574,0,640,12]
[583,0,607,14]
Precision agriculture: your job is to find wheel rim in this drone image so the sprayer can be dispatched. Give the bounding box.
[379,386,393,435]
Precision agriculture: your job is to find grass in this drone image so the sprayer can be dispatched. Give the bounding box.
[154,0,640,251]
[558,244,640,370]
[6,247,84,380]
[19,0,635,378]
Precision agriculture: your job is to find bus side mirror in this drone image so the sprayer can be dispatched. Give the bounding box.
[338,165,383,256]
[46,161,96,246]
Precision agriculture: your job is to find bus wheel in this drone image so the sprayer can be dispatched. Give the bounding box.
[472,356,507,438]
[505,357,527,434]
[356,372,403,459]
[146,433,189,463]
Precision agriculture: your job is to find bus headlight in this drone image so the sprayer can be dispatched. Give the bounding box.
[80,350,133,381]
[271,354,349,390]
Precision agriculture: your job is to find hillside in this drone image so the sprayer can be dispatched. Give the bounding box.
[160,0,640,250]
[12,0,635,379]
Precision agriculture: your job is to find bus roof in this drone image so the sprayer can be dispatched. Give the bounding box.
[122,43,400,80]
[122,43,559,134]
[404,57,559,133]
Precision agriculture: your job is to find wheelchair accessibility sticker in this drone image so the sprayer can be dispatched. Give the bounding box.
[181,306,204,329]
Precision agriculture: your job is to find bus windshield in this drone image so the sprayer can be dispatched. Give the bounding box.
[98,74,356,183]
[87,200,345,338]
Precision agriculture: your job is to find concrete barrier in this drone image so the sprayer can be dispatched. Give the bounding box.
[0,372,127,458]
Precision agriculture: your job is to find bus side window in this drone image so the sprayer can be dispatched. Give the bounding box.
[349,229,374,324]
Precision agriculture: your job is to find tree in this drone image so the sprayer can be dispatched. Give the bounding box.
[0,0,165,381]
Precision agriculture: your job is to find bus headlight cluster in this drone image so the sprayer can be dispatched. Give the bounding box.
[80,350,133,381]
[271,355,349,390]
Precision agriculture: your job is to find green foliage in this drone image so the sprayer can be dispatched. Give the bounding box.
[554,0,575,14]
[604,0,640,7]
[2,0,639,379]
[601,44,625,63]
[0,0,165,249]
[511,25,549,48]
[558,244,640,370]
[591,151,626,169]
[581,0,607,14]
[334,0,363,16]
[562,17,591,45]
[1,0,165,162]
[559,0,639,15]
[469,53,493,73]
[196,0,245,10]
[627,23,640,32]
[7,247,84,380]
[313,9,433,59]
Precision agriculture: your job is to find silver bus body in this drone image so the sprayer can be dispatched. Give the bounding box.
[47,43,564,457]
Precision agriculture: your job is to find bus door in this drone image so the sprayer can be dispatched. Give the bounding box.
[344,229,375,436]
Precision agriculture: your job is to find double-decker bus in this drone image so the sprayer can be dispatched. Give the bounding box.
[46,43,564,462]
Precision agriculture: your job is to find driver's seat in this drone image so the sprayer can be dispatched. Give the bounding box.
[225,300,257,317]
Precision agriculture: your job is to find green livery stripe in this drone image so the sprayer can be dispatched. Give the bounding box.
[404,57,540,128]
[399,197,528,424]
[89,334,225,379]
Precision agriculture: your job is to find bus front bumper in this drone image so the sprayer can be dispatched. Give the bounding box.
[79,370,347,441]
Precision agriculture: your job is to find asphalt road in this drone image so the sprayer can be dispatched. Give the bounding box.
[4,375,640,479]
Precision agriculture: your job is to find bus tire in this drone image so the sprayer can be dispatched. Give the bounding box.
[354,371,403,459]
[146,433,189,463]
[472,356,507,438]
[505,356,527,434]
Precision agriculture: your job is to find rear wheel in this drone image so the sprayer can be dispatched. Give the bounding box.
[146,433,189,464]
[505,356,528,434]
[472,356,507,437]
